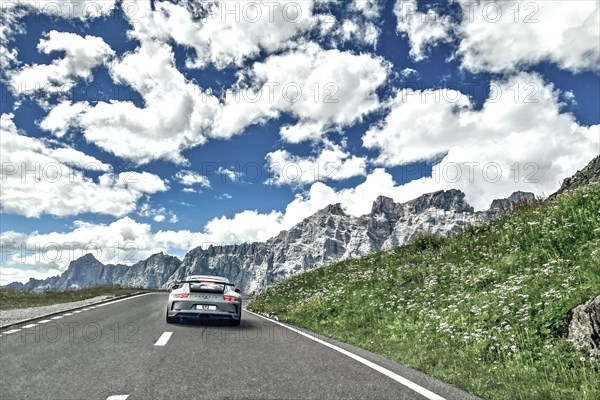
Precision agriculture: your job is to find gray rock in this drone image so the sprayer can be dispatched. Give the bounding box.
[549,155,600,200]
[567,295,600,359]
[489,191,536,213]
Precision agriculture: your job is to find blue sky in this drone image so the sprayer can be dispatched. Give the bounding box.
[1,0,599,284]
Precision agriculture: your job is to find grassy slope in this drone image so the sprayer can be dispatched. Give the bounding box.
[248,183,600,400]
[0,285,147,310]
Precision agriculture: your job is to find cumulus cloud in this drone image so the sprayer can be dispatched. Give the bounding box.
[394,0,600,72]
[175,170,211,188]
[40,39,221,165]
[1,0,117,69]
[127,0,334,69]
[0,114,167,217]
[8,30,114,96]
[35,4,387,164]
[266,141,367,186]
[456,0,600,73]
[394,0,453,60]
[213,42,390,143]
[0,217,203,284]
[363,72,600,209]
[351,0,382,19]
[218,167,241,182]
[338,19,380,47]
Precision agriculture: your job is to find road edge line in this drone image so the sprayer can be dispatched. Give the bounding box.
[0,292,154,331]
[245,309,446,400]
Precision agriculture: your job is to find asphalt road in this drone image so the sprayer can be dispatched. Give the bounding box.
[0,293,480,400]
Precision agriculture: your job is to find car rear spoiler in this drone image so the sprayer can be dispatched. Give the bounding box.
[179,280,236,287]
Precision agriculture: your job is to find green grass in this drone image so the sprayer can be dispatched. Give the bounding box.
[248,183,600,400]
[0,285,148,310]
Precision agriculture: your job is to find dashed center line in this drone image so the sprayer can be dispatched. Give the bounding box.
[50,316,63,320]
[38,320,51,324]
[106,395,129,400]
[3,329,21,334]
[22,324,37,329]
[154,332,173,346]
[63,313,73,316]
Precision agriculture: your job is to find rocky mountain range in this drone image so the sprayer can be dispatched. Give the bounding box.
[6,189,535,293]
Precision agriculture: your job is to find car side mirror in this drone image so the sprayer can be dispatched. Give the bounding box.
[234,288,241,293]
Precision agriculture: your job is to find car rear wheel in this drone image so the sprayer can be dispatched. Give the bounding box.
[166,309,177,324]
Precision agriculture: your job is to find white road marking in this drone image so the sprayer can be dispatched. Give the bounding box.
[50,316,63,320]
[3,329,21,334]
[73,310,83,314]
[95,293,154,308]
[81,308,90,311]
[38,320,51,324]
[63,313,73,316]
[106,395,129,400]
[246,310,446,400]
[22,324,37,329]
[154,332,173,347]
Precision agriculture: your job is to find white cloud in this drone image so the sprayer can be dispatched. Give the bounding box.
[456,1,600,73]
[127,0,333,69]
[266,141,367,186]
[1,1,116,70]
[153,215,166,222]
[1,113,167,217]
[218,167,241,182]
[394,0,453,60]
[8,30,114,96]
[5,0,116,20]
[351,0,382,19]
[213,42,390,143]
[202,210,284,244]
[338,19,380,47]
[36,6,387,165]
[363,72,600,209]
[175,170,211,188]
[182,188,198,194]
[40,39,221,165]
[0,216,203,283]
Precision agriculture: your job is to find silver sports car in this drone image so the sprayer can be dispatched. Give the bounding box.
[166,275,242,325]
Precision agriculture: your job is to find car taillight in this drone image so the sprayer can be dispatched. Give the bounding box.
[174,293,189,299]
[224,295,236,302]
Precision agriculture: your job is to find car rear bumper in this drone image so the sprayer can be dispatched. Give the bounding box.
[167,300,242,321]
[168,310,241,320]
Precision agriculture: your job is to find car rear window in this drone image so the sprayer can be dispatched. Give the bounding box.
[189,282,225,293]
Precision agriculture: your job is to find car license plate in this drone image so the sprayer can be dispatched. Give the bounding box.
[196,305,216,310]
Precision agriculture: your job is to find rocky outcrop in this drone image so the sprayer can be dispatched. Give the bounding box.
[6,189,532,293]
[549,155,600,200]
[489,191,536,213]
[567,295,600,359]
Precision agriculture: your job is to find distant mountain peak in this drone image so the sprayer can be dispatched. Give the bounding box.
[73,253,101,264]
[317,203,347,216]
